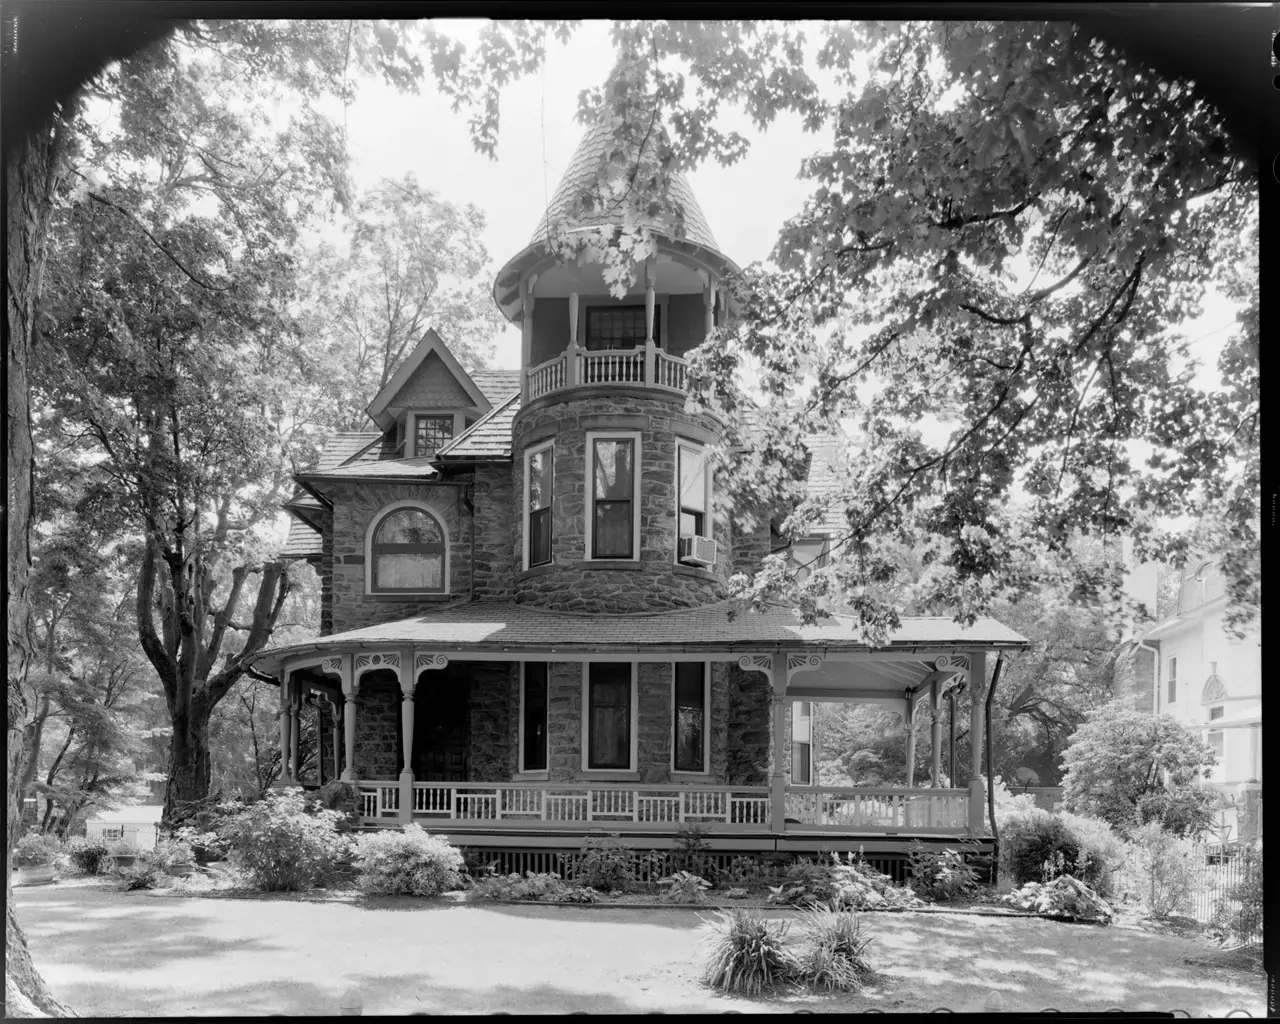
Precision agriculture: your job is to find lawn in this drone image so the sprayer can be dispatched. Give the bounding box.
[13,882,1265,1016]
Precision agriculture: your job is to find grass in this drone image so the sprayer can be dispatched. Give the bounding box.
[12,884,1266,1016]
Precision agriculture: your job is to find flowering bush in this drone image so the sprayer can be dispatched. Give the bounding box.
[154,837,195,870]
[768,853,920,911]
[1002,875,1113,924]
[12,833,60,868]
[906,842,978,902]
[660,870,712,903]
[64,836,112,875]
[352,824,464,897]
[216,790,349,892]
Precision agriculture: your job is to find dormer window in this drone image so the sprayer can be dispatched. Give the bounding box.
[586,306,661,350]
[367,503,447,593]
[414,415,455,457]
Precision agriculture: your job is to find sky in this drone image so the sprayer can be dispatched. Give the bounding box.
[331,19,1241,391]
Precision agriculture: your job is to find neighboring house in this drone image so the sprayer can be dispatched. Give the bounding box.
[1115,559,1262,840]
[250,111,1028,866]
[84,805,163,850]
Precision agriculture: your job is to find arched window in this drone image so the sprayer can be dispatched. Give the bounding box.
[369,506,446,593]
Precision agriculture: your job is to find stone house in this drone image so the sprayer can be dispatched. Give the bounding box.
[252,114,1028,865]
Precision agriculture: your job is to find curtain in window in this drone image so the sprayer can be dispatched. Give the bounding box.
[589,664,631,768]
[593,440,634,558]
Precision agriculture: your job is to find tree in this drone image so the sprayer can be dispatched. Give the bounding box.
[300,174,506,431]
[1060,704,1218,837]
[427,19,1258,644]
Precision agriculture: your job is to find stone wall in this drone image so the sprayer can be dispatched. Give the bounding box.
[546,662,583,780]
[317,508,334,636]
[468,661,517,781]
[354,679,402,780]
[471,463,515,602]
[637,663,673,782]
[726,665,772,785]
[510,390,732,612]
[325,479,472,634]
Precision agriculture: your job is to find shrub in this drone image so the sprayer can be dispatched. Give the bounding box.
[172,825,228,865]
[906,842,978,902]
[793,903,875,991]
[998,806,1081,886]
[457,847,499,880]
[720,856,765,889]
[12,833,60,868]
[64,836,111,875]
[573,833,636,891]
[154,837,195,871]
[1129,822,1197,919]
[352,824,464,897]
[700,909,797,995]
[1002,875,1113,924]
[117,852,168,891]
[769,853,921,912]
[671,822,716,880]
[1212,847,1263,945]
[471,871,601,903]
[660,870,712,903]
[216,789,349,892]
[1055,812,1127,898]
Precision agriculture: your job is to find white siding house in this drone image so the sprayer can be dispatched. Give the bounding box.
[84,805,163,850]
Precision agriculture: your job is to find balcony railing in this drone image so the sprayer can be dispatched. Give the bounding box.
[525,340,688,401]
[358,781,970,834]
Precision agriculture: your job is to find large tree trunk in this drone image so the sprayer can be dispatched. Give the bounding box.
[6,112,74,1018]
[162,709,213,823]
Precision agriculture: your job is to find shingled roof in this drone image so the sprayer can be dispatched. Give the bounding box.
[317,432,384,471]
[470,369,522,406]
[280,518,323,560]
[250,601,1029,674]
[435,391,521,462]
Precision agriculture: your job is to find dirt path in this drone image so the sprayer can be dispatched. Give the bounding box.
[13,885,1265,1016]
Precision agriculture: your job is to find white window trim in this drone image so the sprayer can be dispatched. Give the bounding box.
[519,662,549,773]
[1167,656,1178,703]
[584,431,642,562]
[580,662,638,772]
[790,701,813,786]
[406,409,468,458]
[364,499,450,596]
[522,440,555,570]
[674,439,713,562]
[670,661,712,775]
[579,296,670,350]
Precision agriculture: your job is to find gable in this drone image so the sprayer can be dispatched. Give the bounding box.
[392,351,477,412]
[366,329,492,430]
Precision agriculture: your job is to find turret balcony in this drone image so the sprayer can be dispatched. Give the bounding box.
[525,339,689,401]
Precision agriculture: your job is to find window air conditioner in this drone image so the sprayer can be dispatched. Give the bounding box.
[679,536,717,567]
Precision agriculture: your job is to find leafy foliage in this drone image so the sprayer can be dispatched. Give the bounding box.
[1128,821,1197,919]
[116,852,169,892]
[1053,811,1128,898]
[1061,704,1217,836]
[1211,847,1262,946]
[670,821,716,880]
[352,824,465,897]
[64,836,112,875]
[996,805,1082,887]
[906,842,978,902]
[152,837,195,870]
[719,855,767,889]
[1002,875,1113,924]
[215,790,349,892]
[12,834,62,868]
[470,871,600,904]
[572,832,638,891]
[660,870,712,904]
[700,909,797,996]
[768,853,921,911]
[793,903,876,992]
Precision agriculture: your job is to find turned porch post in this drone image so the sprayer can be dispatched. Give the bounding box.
[520,276,533,402]
[340,655,359,783]
[279,676,294,785]
[930,679,943,787]
[769,653,788,835]
[398,671,417,825]
[967,650,988,834]
[946,687,958,786]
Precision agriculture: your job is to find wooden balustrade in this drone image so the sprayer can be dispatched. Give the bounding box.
[526,353,568,399]
[523,345,689,399]
[784,787,969,833]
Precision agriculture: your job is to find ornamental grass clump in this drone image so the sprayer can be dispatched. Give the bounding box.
[700,909,797,996]
[352,824,465,897]
[793,902,876,992]
[216,790,349,892]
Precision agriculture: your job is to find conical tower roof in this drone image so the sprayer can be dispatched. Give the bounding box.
[527,116,723,253]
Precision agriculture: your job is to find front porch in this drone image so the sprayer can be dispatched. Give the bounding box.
[250,601,1028,854]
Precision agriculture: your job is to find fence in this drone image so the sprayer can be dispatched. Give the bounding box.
[1185,842,1262,943]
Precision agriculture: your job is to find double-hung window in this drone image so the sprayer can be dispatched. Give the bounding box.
[673,662,709,773]
[525,443,554,568]
[521,663,548,772]
[585,663,634,770]
[587,432,640,560]
[585,305,660,350]
[677,443,710,541]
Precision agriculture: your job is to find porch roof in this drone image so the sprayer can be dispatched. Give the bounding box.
[249,600,1028,675]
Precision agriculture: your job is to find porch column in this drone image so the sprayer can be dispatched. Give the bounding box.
[946,688,958,786]
[279,676,294,785]
[398,672,417,826]
[340,655,359,783]
[644,261,657,385]
[770,654,789,835]
[520,276,534,401]
[703,275,716,337]
[968,650,988,834]
[903,693,917,788]
[930,679,942,787]
[327,695,342,783]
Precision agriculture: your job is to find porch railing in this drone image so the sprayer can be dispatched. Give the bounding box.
[785,787,969,832]
[360,781,768,828]
[523,342,690,401]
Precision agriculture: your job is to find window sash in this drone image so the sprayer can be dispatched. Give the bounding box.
[529,506,553,567]
[371,507,447,592]
[588,664,632,769]
[585,305,660,350]
[791,740,812,785]
[1168,658,1178,703]
[522,663,548,772]
[415,415,455,455]
[673,663,706,773]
